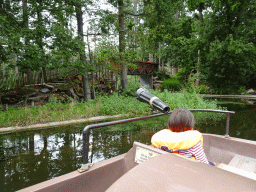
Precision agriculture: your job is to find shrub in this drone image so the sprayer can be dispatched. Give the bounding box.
[162,77,182,92]
[185,73,210,94]
[238,86,246,94]
[197,84,210,94]
[121,76,141,97]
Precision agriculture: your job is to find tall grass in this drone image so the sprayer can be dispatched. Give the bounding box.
[0,90,225,128]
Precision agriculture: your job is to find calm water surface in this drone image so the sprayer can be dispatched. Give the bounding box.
[1,98,256,191]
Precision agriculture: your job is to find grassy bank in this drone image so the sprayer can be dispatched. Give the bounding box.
[0,90,225,128]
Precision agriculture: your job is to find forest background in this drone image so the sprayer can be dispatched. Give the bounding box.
[0,0,256,127]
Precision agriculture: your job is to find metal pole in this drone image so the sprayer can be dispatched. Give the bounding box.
[82,112,168,164]
[83,130,88,164]
[225,113,230,137]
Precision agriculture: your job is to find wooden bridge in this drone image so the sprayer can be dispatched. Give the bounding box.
[110,60,159,89]
[127,61,158,75]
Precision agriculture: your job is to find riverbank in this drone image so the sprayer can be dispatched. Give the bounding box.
[0,91,224,131]
[0,114,127,134]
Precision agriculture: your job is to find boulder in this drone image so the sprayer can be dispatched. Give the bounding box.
[246,100,254,105]
[241,88,254,95]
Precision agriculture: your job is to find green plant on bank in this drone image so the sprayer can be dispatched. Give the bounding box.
[121,76,141,97]
[161,77,182,92]
[213,85,249,95]
[0,88,225,128]
[149,89,226,125]
[238,86,246,94]
[154,70,170,81]
[185,73,210,94]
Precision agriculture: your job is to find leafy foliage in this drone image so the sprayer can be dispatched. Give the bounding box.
[121,76,141,97]
[141,0,256,92]
[161,77,182,92]
[202,35,256,89]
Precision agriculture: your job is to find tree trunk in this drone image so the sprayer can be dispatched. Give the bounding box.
[87,29,95,99]
[196,4,203,86]
[23,0,32,85]
[76,3,91,101]
[118,0,127,90]
[2,61,4,77]
[133,0,138,50]
[149,53,153,62]
[36,1,47,84]
[42,67,47,83]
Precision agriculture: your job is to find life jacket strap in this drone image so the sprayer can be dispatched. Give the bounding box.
[160,146,179,153]
[160,141,201,154]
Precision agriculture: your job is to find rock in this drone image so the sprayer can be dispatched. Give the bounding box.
[246,100,254,105]
[28,92,38,97]
[247,88,254,94]
[241,88,254,95]
[41,88,50,93]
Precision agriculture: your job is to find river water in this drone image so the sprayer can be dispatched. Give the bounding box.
[1,98,256,191]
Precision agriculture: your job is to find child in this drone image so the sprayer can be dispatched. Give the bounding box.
[151,108,209,164]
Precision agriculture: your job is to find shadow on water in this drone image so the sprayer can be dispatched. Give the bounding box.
[1,98,256,191]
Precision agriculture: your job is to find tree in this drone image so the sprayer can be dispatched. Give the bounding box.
[200,0,256,90]
[75,1,91,100]
[118,0,128,89]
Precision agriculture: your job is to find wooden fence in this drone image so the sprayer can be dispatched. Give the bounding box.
[0,65,119,90]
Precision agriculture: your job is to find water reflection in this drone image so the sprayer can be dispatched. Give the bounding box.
[198,98,256,141]
[0,116,168,192]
